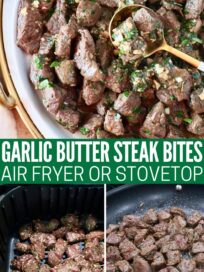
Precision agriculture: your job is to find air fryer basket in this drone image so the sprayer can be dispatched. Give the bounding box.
[0,185,104,272]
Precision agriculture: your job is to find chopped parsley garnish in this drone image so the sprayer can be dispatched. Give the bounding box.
[143,129,151,136]
[175,110,184,118]
[39,79,54,89]
[80,127,90,135]
[34,55,44,70]
[170,95,176,101]
[183,118,192,124]
[50,60,60,68]
[132,107,141,114]
[114,113,121,121]
[123,90,130,97]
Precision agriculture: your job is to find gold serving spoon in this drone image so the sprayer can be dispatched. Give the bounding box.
[109,4,204,72]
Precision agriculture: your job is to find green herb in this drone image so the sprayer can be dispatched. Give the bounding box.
[50,60,60,68]
[192,73,200,79]
[143,129,151,136]
[175,110,183,118]
[34,55,44,70]
[39,79,54,89]
[80,127,90,135]
[123,90,130,97]
[183,118,192,124]
[66,0,75,3]
[170,95,176,101]
[125,28,137,40]
[114,113,121,121]
[132,107,141,114]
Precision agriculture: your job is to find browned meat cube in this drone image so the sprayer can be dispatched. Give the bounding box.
[52,227,68,239]
[16,242,31,253]
[161,241,179,253]
[39,0,55,14]
[122,215,141,227]
[80,114,103,138]
[98,0,117,7]
[187,211,202,226]
[114,91,141,117]
[39,33,55,56]
[151,252,166,270]
[125,227,138,240]
[96,90,117,116]
[107,224,119,235]
[133,8,162,33]
[107,232,123,245]
[185,0,204,19]
[66,232,85,243]
[19,224,33,241]
[17,0,44,54]
[119,238,140,261]
[156,235,171,249]
[76,0,102,27]
[134,229,148,245]
[30,233,56,249]
[39,264,51,272]
[61,214,79,228]
[84,243,104,263]
[106,60,130,93]
[46,0,67,34]
[158,210,171,222]
[75,29,104,82]
[192,241,204,253]
[153,222,168,233]
[132,256,151,272]
[195,253,204,265]
[55,15,78,59]
[86,231,104,240]
[159,268,179,272]
[104,110,125,136]
[187,114,204,135]
[116,260,133,272]
[66,243,82,258]
[31,241,45,260]
[107,246,122,262]
[170,207,186,217]
[96,38,113,70]
[55,60,77,86]
[174,234,189,251]
[56,108,81,132]
[166,250,181,266]
[178,259,196,272]
[30,54,54,90]
[173,215,187,228]
[157,7,181,31]
[139,235,155,249]
[33,219,59,233]
[12,254,40,272]
[168,102,189,126]
[140,102,167,138]
[96,129,112,139]
[140,244,157,260]
[50,258,80,272]
[82,80,105,106]
[48,239,67,267]
[190,88,204,114]
[143,209,158,224]
[153,231,166,239]
[41,86,66,115]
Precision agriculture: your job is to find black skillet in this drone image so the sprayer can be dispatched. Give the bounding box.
[0,185,104,272]
[107,184,204,226]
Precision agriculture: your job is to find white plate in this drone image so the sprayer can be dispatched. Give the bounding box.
[3,0,82,138]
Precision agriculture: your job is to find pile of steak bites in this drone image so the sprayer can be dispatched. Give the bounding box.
[11,214,104,272]
[107,207,204,272]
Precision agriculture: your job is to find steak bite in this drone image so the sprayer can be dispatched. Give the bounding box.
[178,259,196,272]
[166,250,181,266]
[56,108,81,132]
[113,91,141,117]
[48,239,67,267]
[55,15,78,59]
[34,219,60,233]
[132,256,152,272]
[106,60,130,93]
[187,211,202,226]
[107,232,123,246]
[187,113,204,135]
[104,110,125,136]
[80,114,103,138]
[96,38,114,70]
[140,102,167,138]
[75,29,104,82]
[82,80,105,106]
[116,260,133,272]
[17,0,44,54]
[30,233,56,249]
[39,33,55,56]
[55,60,78,86]
[19,224,33,241]
[39,0,56,14]
[46,0,67,34]
[98,0,117,8]
[76,0,102,27]
[12,254,40,272]
[185,0,204,19]
[119,238,140,261]
[190,88,204,114]
[151,252,166,270]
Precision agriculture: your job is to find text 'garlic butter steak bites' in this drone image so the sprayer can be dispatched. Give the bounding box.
[17,0,204,138]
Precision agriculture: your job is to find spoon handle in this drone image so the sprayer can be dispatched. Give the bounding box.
[163,44,203,71]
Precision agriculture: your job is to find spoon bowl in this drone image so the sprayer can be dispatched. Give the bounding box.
[109,4,204,71]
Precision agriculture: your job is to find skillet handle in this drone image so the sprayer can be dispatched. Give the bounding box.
[0,82,16,109]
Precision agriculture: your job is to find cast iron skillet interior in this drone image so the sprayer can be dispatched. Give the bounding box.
[107,184,204,226]
[0,185,104,272]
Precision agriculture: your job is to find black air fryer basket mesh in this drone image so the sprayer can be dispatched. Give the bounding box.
[0,185,104,272]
